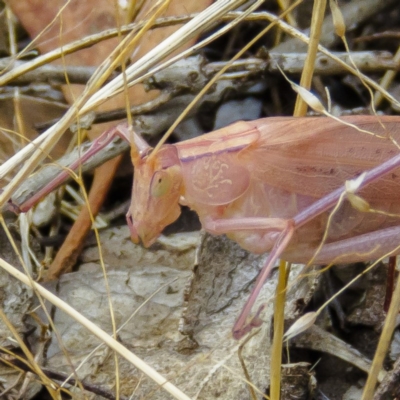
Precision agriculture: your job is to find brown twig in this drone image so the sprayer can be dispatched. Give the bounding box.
[44,155,123,281]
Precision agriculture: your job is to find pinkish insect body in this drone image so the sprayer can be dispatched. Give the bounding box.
[129,116,400,258]
[127,115,400,338]
[13,115,400,339]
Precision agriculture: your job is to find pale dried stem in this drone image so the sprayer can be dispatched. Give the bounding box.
[81,0,249,113]
[292,325,387,381]
[1,0,391,86]
[293,0,327,116]
[362,268,400,399]
[374,46,400,107]
[0,308,59,398]
[275,0,398,52]
[0,15,192,86]
[0,0,252,209]
[259,11,400,109]
[269,260,289,400]
[0,256,191,400]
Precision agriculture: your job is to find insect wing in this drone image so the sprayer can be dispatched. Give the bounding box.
[238,116,400,201]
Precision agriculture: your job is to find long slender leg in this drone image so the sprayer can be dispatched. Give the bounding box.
[232,222,295,339]
[227,152,400,339]
[231,223,400,339]
[202,216,288,234]
[294,152,400,228]
[14,123,146,212]
[284,225,400,265]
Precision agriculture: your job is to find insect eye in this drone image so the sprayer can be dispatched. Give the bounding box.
[150,170,172,197]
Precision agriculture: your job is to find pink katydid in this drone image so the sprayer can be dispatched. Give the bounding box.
[13,115,400,339]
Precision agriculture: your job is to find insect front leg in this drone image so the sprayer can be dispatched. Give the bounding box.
[14,123,147,213]
[202,215,289,251]
[200,215,296,339]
